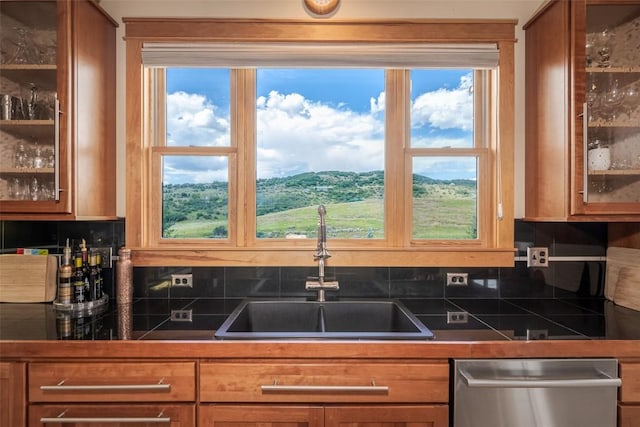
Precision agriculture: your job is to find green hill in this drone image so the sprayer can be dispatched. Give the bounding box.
[162,171,477,239]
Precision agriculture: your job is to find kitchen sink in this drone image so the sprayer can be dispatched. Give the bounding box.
[214,299,434,340]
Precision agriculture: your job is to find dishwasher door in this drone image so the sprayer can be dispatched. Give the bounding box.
[454,358,621,427]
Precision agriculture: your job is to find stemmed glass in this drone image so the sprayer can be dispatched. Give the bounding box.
[585,33,595,67]
[623,84,639,123]
[593,29,615,68]
[599,77,625,122]
[585,77,598,123]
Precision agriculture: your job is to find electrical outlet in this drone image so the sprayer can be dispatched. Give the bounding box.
[92,247,113,268]
[527,247,549,267]
[447,311,469,324]
[526,329,548,340]
[171,273,193,288]
[170,309,193,322]
[446,272,469,286]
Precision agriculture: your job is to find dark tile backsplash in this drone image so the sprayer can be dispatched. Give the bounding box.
[1,219,125,299]
[1,218,608,303]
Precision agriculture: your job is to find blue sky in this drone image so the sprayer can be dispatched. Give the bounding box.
[163,67,475,183]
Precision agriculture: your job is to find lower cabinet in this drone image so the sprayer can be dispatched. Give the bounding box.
[29,404,195,426]
[199,404,448,427]
[13,358,449,427]
[0,361,26,427]
[619,361,640,427]
[199,405,324,427]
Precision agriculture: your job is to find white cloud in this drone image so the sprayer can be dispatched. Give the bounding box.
[166,91,230,146]
[165,73,475,182]
[411,73,473,132]
[163,155,228,185]
[256,91,384,179]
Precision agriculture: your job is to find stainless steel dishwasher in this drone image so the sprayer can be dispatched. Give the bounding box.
[454,358,621,427]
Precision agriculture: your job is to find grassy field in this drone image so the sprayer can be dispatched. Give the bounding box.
[165,196,475,240]
[163,171,476,239]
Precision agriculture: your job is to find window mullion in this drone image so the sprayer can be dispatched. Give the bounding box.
[235,68,257,247]
[385,69,409,248]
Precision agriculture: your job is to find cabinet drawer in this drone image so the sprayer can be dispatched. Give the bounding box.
[28,362,195,403]
[200,362,449,403]
[620,362,640,403]
[29,404,195,427]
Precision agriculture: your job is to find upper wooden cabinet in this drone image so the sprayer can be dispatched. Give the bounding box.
[524,0,640,221]
[0,0,117,220]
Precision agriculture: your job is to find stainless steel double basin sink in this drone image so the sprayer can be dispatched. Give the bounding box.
[214,299,434,340]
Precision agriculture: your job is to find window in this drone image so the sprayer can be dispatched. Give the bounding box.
[125,19,516,266]
[255,68,386,240]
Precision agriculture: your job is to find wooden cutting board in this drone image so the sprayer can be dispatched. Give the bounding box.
[605,247,640,312]
[0,255,57,303]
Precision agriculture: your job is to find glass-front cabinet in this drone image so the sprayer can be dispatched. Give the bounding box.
[580,1,640,213]
[0,1,67,213]
[524,0,640,221]
[0,0,117,219]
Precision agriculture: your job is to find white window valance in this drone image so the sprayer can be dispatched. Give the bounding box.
[141,42,499,69]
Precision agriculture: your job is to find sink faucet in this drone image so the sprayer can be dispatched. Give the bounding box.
[305,205,339,302]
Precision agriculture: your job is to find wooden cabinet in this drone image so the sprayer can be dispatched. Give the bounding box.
[0,0,117,220]
[199,405,447,427]
[524,0,640,221]
[27,361,196,427]
[0,362,26,427]
[325,405,448,427]
[200,405,324,427]
[619,361,640,427]
[199,361,449,427]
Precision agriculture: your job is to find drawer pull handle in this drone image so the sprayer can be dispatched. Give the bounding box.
[261,379,389,394]
[40,379,171,392]
[40,416,171,424]
[40,409,170,424]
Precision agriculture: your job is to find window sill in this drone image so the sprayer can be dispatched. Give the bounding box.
[129,247,517,267]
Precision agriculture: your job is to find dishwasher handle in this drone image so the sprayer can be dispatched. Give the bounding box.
[459,368,621,389]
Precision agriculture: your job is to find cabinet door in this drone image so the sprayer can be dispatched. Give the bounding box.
[325,405,448,427]
[0,0,116,219]
[29,404,195,427]
[573,0,640,215]
[199,405,323,427]
[0,0,71,214]
[0,362,26,427]
[620,362,640,404]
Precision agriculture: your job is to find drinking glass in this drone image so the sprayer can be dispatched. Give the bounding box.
[599,78,625,122]
[33,143,44,168]
[623,84,639,122]
[14,142,28,168]
[593,29,614,68]
[586,77,598,123]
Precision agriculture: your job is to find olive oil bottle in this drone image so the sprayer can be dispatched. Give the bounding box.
[57,240,73,305]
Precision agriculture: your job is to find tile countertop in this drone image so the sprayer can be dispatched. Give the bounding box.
[1,298,639,342]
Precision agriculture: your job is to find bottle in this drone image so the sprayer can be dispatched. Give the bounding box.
[72,255,85,304]
[88,253,99,302]
[94,251,103,299]
[80,240,90,301]
[57,240,73,305]
[116,248,133,305]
